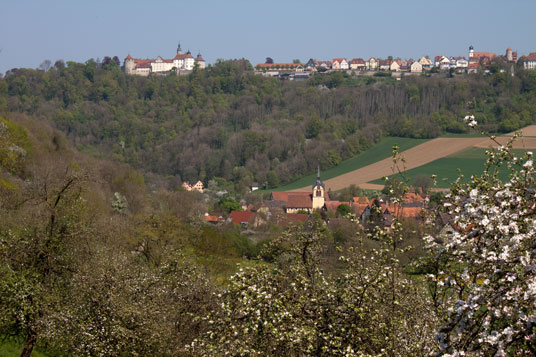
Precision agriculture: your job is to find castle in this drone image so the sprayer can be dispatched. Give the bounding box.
[124,43,206,76]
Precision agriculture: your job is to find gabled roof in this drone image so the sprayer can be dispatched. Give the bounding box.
[526,52,536,61]
[350,58,366,64]
[286,193,313,209]
[472,51,496,60]
[333,58,348,63]
[230,211,255,224]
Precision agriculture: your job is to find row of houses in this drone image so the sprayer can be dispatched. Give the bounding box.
[255,46,536,75]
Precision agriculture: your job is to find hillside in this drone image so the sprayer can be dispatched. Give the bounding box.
[2,60,536,191]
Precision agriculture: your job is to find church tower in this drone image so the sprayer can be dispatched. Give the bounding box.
[469,45,474,58]
[312,167,325,210]
[177,42,182,56]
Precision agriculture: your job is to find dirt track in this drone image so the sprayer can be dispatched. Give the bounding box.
[293,126,536,192]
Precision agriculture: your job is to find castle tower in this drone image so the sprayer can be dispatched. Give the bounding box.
[312,167,325,210]
[506,48,513,62]
[124,54,135,74]
[177,42,182,56]
[469,45,474,58]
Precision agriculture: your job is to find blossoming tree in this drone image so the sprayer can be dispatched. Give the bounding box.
[425,116,536,355]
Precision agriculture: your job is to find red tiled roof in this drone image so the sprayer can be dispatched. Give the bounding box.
[353,196,370,205]
[256,63,302,68]
[204,215,220,223]
[230,211,255,224]
[271,192,290,201]
[350,58,366,64]
[324,201,350,211]
[332,58,347,63]
[196,56,205,61]
[527,52,536,61]
[403,193,424,203]
[472,52,496,59]
[352,203,369,215]
[388,204,423,218]
[286,193,312,209]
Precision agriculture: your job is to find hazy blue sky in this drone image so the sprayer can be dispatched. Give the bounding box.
[1,0,534,73]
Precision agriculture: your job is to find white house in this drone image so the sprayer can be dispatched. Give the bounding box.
[524,53,536,70]
[332,58,349,70]
[410,61,423,73]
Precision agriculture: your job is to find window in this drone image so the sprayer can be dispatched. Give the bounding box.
[316,189,322,197]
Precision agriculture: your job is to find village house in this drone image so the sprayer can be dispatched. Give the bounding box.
[390,60,401,72]
[418,56,433,70]
[317,61,332,71]
[182,180,204,193]
[332,58,349,70]
[124,43,205,76]
[367,57,378,70]
[305,58,318,71]
[410,61,423,73]
[523,53,536,70]
[349,58,366,70]
[378,59,391,71]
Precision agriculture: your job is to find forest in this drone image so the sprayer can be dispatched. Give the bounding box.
[1,58,536,191]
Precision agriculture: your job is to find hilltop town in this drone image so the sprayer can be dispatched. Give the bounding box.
[254,46,536,79]
[121,43,536,79]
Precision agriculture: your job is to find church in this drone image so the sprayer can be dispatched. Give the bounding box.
[269,170,329,214]
[124,43,206,76]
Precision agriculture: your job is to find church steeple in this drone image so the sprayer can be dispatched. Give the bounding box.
[312,166,325,210]
[177,42,182,55]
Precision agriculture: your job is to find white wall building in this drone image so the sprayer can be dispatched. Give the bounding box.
[124,43,206,76]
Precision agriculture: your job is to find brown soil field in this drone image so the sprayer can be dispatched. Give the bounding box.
[473,136,536,149]
[504,125,536,137]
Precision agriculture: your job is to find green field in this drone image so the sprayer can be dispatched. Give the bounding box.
[370,147,529,188]
[0,339,49,357]
[264,137,429,192]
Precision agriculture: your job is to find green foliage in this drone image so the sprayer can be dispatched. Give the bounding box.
[336,203,351,217]
[0,117,31,173]
[218,196,242,213]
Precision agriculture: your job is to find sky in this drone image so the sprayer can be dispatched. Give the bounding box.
[1,0,535,74]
